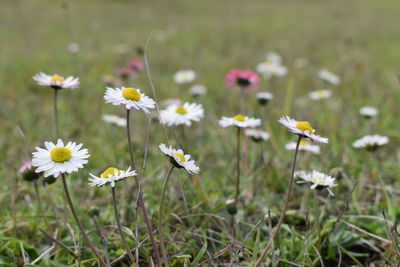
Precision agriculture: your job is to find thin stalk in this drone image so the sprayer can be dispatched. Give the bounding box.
[314,190,321,251]
[235,127,241,204]
[111,187,135,264]
[254,135,302,267]
[158,165,174,266]
[91,215,111,267]
[33,180,50,230]
[126,109,161,266]
[60,174,107,267]
[53,89,59,138]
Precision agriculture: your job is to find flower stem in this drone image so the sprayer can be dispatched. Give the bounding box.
[126,109,161,266]
[235,127,241,204]
[158,165,174,266]
[111,187,135,264]
[53,89,59,138]
[314,190,321,251]
[60,174,107,267]
[33,180,50,230]
[254,135,302,267]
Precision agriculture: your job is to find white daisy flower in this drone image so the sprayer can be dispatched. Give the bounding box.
[159,144,200,174]
[219,114,261,128]
[359,106,378,118]
[296,170,337,196]
[32,139,89,177]
[104,87,155,115]
[309,89,332,101]
[318,69,340,85]
[67,42,80,53]
[256,92,273,105]
[278,116,328,143]
[190,85,207,97]
[285,140,320,154]
[33,72,80,89]
[102,114,126,127]
[266,52,282,65]
[256,61,288,78]
[88,167,137,188]
[352,135,389,151]
[159,102,204,126]
[244,129,270,142]
[173,70,196,84]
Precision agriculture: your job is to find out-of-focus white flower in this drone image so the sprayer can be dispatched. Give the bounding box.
[318,69,340,85]
[33,72,80,89]
[159,144,200,174]
[245,129,270,142]
[285,140,320,154]
[359,106,378,118]
[256,92,273,105]
[173,70,196,84]
[296,170,337,196]
[67,42,80,53]
[190,85,207,97]
[102,114,126,127]
[309,89,332,101]
[104,87,155,114]
[160,102,204,127]
[278,116,328,143]
[219,115,261,128]
[352,135,389,151]
[256,61,287,78]
[89,167,136,188]
[266,52,282,65]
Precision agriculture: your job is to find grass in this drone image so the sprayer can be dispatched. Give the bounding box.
[1,0,400,265]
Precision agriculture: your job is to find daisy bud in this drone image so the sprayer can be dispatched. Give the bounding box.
[42,175,57,186]
[89,207,101,218]
[226,199,237,215]
[19,160,40,182]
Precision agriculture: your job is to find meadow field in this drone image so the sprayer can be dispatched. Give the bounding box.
[1,0,400,266]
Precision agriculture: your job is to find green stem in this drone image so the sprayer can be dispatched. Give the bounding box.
[53,89,59,138]
[235,127,241,204]
[314,190,321,251]
[158,165,175,266]
[254,135,302,267]
[111,187,135,264]
[33,180,50,230]
[60,174,107,267]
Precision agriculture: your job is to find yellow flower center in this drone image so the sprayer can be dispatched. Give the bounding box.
[101,167,120,178]
[51,75,65,83]
[122,87,141,101]
[296,121,314,133]
[311,176,323,183]
[50,147,72,163]
[299,140,309,146]
[173,152,186,163]
[175,106,187,114]
[233,114,246,121]
[316,90,325,97]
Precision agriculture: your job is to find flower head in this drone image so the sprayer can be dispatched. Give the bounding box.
[245,129,270,142]
[309,89,332,101]
[296,170,337,196]
[256,61,287,78]
[360,106,378,119]
[160,102,204,126]
[190,85,207,97]
[225,69,259,91]
[159,144,200,174]
[104,87,155,114]
[33,72,80,90]
[115,67,135,79]
[128,59,144,72]
[32,139,89,177]
[19,160,41,182]
[285,140,320,154]
[278,116,328,143]
[256,92,273,105]
[219,115,261,128]
[173,70,196,84]
[89,167,137,187]
[265,52,282,65]
[318,69,340,85]
[102,114,126,127]
[352,135,389,151]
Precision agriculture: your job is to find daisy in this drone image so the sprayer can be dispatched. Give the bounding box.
[102,114,127,127]
[296,170,337,196]
[256,92,273,105]
[219,114,261,128]
[360,106,378,119]
[32,139,89,177]
[285,140,320,154]
[265,51,282,65]
[159,144,200,174]
[278,116,328,143]
[352,135,389,151]
[88,167,137,187]
[104,87,155,114]
[190,84,207,97]
[318,69,340,85]
[256,61,288,78]
[33,72,80,89]
[159,102,204,126]
[309,89,332,101]
[245,129,270,142]
[225,69,260,91]
[67,42,80,53]
[173,70,196,84]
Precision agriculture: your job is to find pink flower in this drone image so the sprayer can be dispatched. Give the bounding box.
[128,59,144,72]
[19,160,33,173]
[115,67,135,79]
[225,69,260,91]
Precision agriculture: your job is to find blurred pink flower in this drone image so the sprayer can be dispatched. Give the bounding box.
[225,69,259,91]
[115,67,135,79]
[128,59,144,72]
[19,160,32,173]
